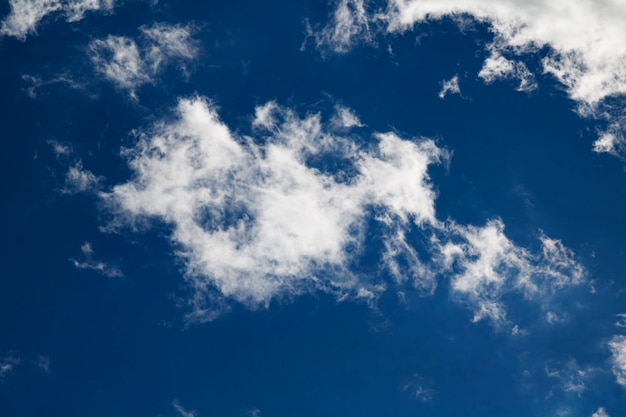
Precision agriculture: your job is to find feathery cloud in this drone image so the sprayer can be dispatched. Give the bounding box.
[313,0,626,156]
[0,0,114,40]
[105,98,585,324]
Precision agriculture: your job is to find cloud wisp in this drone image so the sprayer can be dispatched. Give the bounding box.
[0,353,20,380]
[70,242,122,278]
[438,75,461,99]
[0,0,114,40]
[592,407,610,417]
[312,0,626,156]
[103,98,585,325]
[89,22,198,98]
[173,400,197,417]
[609,335,626,388]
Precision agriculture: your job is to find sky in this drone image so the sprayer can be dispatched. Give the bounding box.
[1,1,626,416]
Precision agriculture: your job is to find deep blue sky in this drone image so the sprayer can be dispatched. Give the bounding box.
[1,1,626,417]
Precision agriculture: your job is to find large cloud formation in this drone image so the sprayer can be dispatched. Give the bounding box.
[312,0,626,156]
[104,97,585,324]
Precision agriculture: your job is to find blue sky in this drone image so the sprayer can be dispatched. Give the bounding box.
[1,1,626,417]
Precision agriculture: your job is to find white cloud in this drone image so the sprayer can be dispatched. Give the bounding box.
[381,228,436,294]
[140,22,198,68]
[305,0,371,54]
[315,0,626,155]
[439,221,585,326]
[47,139,73,157]
[593,121,626,156]
[105,98,585,324]
[330,104,364,129]
[609,335,626,388]
[64,0,113,22]
[615,314,626,328]
[438,74,461,99]
[0,0,114,40]
[592,407,610,417]
[0,0,61,40]
[70,242,122,277]
[89,22,198,97]
[173,400,196,417]
[63,161,101,193]
[105,98,445,317]
[478,53,537,92]
[89,35,151,94]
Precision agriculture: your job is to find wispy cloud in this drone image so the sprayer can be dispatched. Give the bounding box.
[63,161,101,194]
[22,73,86,99]
[440,222,585,327]
[545,359,595,397]
[403,373,434,402]
[438,74,462,99]
[0,353,20,380]
[303,0,371,54]
[70,242,122,277]
[608,335,626,388]
[478,53,536,92]
[0,0,115,40]
[330,104,364,129]
[312,0,626,156]
[592,407,610,417]
[33,355,51,374]
[89,22,198,98]
[104,98,585,325]
[173,399,197,417]
[47,139,73,158]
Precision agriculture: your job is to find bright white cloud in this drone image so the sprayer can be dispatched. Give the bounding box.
[315,0,626,154]
[89,22,198,96]
[478,53,536,92]
[105,98,584,324]
[0,0,114,40]
[439,221,585,325]
[609,335,626,388]
[106,98,443,313]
